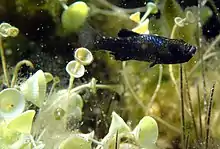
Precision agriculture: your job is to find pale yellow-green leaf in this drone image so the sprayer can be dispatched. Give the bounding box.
[108,111,131,136]
[20,70,47,107]
[59,134,92,149]
[61,1,90,32]
[132,116,158,148]
[7,110,36,134]
[129,12,141,23]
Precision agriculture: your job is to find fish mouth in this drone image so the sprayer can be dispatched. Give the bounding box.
[188,46,197,55]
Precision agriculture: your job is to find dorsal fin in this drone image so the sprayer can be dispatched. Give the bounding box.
[117,29,139,37]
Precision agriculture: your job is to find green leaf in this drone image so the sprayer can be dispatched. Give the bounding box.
[132,116,158,148]
[7,110,36,134]
[59,133,92,149]
[20,70,47,107]
[0,121,20,145]
[162,0,197,44]
[68,93,83,110]
[97,112,131,149]
[187,6,213,25]
[61,1,90,33]
[163,0,184,32]
[108,111,131,136]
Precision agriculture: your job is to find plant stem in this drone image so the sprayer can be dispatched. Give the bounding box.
[0,36,9,86]
[68,76,75,92]
[45,83,116,113]
[184,68,199,142]
[170,24,178,39]
[140,8,152,23]
[36,128,46,142]
[29,135,37,148]
[201,46,207,118]
[68,62,82,92]
[70,83,119,94]
[180,64,185,149]
[48,79,59,98]
[152,115,181,134]
[88,137,103,146]
[115,130,119,149]
[170,24,191,116]
[204,33,220,55]
[147,64,163,113]
[121,62,146,111]
[185,133,190,149]
[11,60,34,87]
[169,64,180,96]
[93,0,146,14]
[169,24,180,97]
[188,52,218,77]
[205,83,215,149]
[59,0,68,10]
[197,84,203,138]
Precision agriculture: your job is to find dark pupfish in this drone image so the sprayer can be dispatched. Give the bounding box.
[93,29,197,67]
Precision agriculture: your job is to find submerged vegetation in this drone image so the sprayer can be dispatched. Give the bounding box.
[0,0,220,148]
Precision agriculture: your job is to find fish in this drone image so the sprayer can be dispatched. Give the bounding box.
[80,28,197,67]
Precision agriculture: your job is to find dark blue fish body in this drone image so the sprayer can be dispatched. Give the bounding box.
[94,29,197,67]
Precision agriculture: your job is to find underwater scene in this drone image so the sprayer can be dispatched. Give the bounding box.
[1,0,220,148]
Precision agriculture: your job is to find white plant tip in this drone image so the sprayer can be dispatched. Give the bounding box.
[174,17,185,27]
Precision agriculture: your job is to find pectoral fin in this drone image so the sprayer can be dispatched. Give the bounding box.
[149,62,157,68]
[117,29,140,37]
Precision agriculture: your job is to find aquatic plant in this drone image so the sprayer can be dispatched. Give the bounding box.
[1,0,220,148]
[60,1,90,33]
[0,8,159,147]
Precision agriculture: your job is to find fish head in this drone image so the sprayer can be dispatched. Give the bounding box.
[168,39,197,63]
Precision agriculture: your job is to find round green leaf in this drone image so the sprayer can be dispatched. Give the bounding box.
[132,116,158,148]
[69,93,83,109]
[59,134,92,149]
[61,1,90,32]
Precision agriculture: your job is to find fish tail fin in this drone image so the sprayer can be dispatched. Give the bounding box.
[78,23,102,50]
